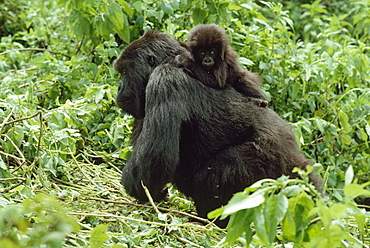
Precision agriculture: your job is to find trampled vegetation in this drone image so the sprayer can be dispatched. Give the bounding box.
[0,0,369,247]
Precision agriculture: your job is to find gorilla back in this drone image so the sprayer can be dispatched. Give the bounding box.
[114,30,321,227]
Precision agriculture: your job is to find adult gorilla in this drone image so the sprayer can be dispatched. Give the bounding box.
[114,30,321,227]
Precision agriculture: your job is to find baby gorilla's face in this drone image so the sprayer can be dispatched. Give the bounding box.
[195,47,218,69]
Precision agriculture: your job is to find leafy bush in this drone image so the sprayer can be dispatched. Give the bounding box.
[0,194,79,248]
[0,0,29,37]
[210,166,370,247]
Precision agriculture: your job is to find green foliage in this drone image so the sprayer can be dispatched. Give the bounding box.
[223,1,370,192]
[0,0,29,37]
[210,167,370,247]
[89,224,109,248]
[0,0,369,246]
[0,194,79,248]
[58,0,133,48]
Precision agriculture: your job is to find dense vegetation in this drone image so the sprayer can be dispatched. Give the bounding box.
[0,0,369,247]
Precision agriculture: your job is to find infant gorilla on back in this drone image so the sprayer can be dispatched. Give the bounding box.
[176,24,269,107]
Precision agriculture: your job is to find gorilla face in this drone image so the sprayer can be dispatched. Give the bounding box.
[114,30,185,119]
[115,52,152,119]
[197,48,217,68]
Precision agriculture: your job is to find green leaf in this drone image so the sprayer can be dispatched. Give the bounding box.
[253,205,269,246]
[353,211,366,237]
[282,209,296,241]
[116,0,134,18]
[158,213,167,221]
[365,124,370,136]
[0,196,10,207]
[223,191,265,216]
[292,83,300,100]
[74,15,91,38]
[120,14,130,44]
[239,57,254,66]
[344,165,354,185]
[225,209,253,244]
[207,206,225,219]
[193,8,207,25]
[328,203,346,219]
[282,191,315,242]
[219,3,229,20]
[359,128,368,142]
[159,2,173,14]
[228,4,242,11]
[156,10,164,22]
[305,221,323,243]
[108,2,124,30]
[265,194,288,243]
[90,224,109,248]
[0,157,8,170]
[315,118,325,133]
[344,183,370,200]
[338,111,352,133]
[340,134,352,145]
[29,55,49,68]
[240,3,253,10]
[283,185,302,197]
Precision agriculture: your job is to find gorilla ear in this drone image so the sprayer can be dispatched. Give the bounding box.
[148,55,156,67]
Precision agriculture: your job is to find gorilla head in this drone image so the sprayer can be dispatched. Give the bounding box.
[114,31,186,119]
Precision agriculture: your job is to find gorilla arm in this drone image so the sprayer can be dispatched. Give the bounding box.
[121,64,194,202]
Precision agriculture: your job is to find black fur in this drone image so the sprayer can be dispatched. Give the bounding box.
[114,30,321,227]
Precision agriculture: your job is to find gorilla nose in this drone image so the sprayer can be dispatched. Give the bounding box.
[203,58,214,67]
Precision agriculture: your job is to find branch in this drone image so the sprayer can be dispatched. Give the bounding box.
[69,212,219,230]
[87,197,215,225]
[0,68,38,79]
[0,48,71,58]
[3,111,42,126]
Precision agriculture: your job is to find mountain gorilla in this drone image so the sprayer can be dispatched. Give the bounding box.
[114,30,321,227]
[175,24,268,107]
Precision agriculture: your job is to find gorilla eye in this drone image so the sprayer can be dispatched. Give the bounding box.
[210,49,215,55]
[200,51,205,55]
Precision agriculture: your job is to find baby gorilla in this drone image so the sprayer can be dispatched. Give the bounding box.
[176,24,269,107]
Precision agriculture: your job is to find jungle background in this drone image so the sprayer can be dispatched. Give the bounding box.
[0,0,369,247]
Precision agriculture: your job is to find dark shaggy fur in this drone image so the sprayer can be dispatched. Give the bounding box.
[175,24,268,107]
[114,30,321,227]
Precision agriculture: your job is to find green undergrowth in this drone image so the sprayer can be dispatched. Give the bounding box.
[1,158,222,247]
